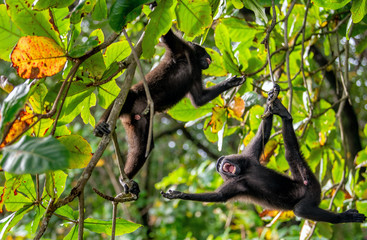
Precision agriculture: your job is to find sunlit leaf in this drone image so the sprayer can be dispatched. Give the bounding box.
[1,135,69,174]
[45,170,67,199]
[175,0,212,37]
[143,0,174,58]
[168,98,215,122]
[58,135,92,169]
[6,0,61,44]
[1,173,35,213]
[92,0,108,21]
[228,96,245,119]
[259,139,278,164]
[208,106,226,133]
[351,0,367,23]
[11,36,66,79]
[84,218,142,236]
[312,0,351,9]
[0,5,23,61]
[32,0,75,9]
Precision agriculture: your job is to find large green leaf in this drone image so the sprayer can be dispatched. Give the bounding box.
[0,5,23,61]
[103,39,131,68]
[84,218,142,236]
[312,0,351,9]
[175,0,212,37]
[351,0,367,23]
[0,80,30,141]
[1,135,69,174]
[143,0,174,59]
[6,0,61,45]
[167,98,215,121]
[109,0,151,32]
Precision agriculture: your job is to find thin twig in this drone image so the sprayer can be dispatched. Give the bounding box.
[111,201,118,240]
[283,0,296,113]
[78,191,85,240]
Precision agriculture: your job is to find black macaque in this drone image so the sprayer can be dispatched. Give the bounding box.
[161,85,366,224]
[95,29,246,196]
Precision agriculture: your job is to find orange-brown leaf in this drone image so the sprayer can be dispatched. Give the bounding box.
[229,96,245,118]
[0,109,34,148]
[11,36,66,79]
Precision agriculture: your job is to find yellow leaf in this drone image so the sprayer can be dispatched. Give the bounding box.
[229,96,245,119]
[11,36,66,79]
[259,139,278,164]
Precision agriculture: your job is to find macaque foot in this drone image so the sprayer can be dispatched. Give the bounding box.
[94,122,111,137]
[160,190,183,200]
[119,178,140,197]
[225,75,246,88]
[340,209,366,223]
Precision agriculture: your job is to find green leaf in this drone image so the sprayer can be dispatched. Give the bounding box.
[55,205,78,220]
[68,37,99,58]
[58,135,92,169]
[6,0,61,45]
[64,225,78,240]
[84,218,142,236]
[109,0,151,32]
[45,170,67,199]
[167,98,215,121]
[103,40,131,68]
[58,84,95,125]
[29,82,48,114]
[0,5,23,61]
[243,0,268,23]
[351,0,367,23]
[0,80,31,141]
[312,0,351,9]
[29,206,45,235]
[92,0,107,21]
[97,80,120,109]
[1,135,69,174]
[143,0,174,58]
[80,92,96,126]
[32,0,75,9]
[0,205,34,239]
[70,0,97,24]
[175,0,212,37]
[249,105,264,132]
[3,173,35,212]
[214,23,241,75]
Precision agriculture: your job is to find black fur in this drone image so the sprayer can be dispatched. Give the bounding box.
[161,85,366,224]
[95,29,245,195]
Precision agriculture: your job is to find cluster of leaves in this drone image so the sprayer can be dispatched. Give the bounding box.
[0,0,367,239]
